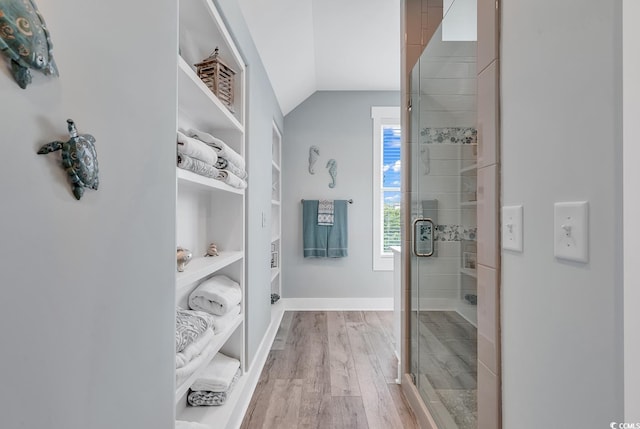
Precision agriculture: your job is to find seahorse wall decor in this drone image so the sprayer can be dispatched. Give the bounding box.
[326,159,337,188]
[308,146,320,174]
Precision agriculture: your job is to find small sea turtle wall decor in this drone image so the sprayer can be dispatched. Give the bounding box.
[37,119,99,200]
[0,0,58,88]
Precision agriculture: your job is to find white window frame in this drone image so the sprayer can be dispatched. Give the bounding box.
[372,106,401,271]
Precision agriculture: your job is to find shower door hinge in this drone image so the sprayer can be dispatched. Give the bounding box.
[407,98,412,112]
[410,373,417,385]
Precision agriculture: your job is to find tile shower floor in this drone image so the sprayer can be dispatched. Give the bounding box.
[416,311,477,429]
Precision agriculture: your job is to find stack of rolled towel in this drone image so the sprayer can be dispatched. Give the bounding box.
[175,308,216,388]
[176,128,247,189]
[189,274,242,333]
[187,352,241,407]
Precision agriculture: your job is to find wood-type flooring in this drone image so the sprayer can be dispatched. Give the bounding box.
[240,311,418,429]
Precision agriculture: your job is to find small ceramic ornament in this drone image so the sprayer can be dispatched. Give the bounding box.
[0,0,58,88]
[308,146,320,174]
[204,243,218,257]
[326,159,337,188]
[271,293,280,304]
[177,247,193,272]
[38,119,99,200]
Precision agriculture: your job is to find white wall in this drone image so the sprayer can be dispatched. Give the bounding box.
[216,0,285,366]
[623,0,640,420]
[282,91,400,302]
[501,1,624,427]
[0,1,177,428]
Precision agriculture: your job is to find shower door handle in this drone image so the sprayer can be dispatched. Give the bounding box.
[413,218,435,257]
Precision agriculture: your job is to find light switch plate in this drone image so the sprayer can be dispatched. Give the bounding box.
[554,201,589,263]
[502,205,523,252]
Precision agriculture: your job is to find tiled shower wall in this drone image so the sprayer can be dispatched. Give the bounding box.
[401,0,502,428]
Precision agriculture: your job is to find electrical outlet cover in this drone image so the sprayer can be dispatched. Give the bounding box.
[554,201,589,263]
[502,205,523,252]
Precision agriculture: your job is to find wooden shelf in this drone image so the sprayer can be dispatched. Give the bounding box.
[177,168,245,195]
[175,314,243,402]
[271,199,281,206]
[176,251,244,291]
[271,236,280,243]
[178,57,243,133]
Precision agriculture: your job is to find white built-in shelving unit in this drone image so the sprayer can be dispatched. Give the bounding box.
[458,158,477,325]
[270,122,282,313]
[174,0,248,426]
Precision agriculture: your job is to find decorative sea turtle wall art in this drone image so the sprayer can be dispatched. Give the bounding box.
[0,0,58,88]
[37,119,99,200]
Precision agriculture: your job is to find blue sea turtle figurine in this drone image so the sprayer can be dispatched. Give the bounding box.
[38,119,99,200]
[0,0,58,88]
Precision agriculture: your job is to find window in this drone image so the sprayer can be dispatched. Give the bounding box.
[372,106,401,271]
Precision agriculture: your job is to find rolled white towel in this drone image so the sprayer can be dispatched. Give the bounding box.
[191,352,241,392]
[216,170,247,189]
[215,156,247,180]
[188,128,245,171]
[177,131,218,166]
[189,275,242,316]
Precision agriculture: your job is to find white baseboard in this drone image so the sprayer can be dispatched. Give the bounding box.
[281,297,393,311]
[228,304,285,429]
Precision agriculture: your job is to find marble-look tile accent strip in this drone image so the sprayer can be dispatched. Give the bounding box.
[420,127,478,144]
[435,225,477,241]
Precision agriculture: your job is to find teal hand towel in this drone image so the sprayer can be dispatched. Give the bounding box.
[327,200,348,258]
[303,200,328,257]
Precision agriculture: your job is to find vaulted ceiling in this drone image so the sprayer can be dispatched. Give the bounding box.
[238,0,401,115]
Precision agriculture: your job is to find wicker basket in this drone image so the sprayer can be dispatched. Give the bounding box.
[195,47,235,112]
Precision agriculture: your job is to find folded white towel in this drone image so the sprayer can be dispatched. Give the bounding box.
[176,328,214,369]
[216,170,247,189]
[176,420,210,429]
[175,332,217,387]
[177,153,220,179]
[189,275,242,316]
[191,352,241,392]
[175,308,214,353]
[188,128,245,171]
[177,131,218,166]
[210,304,241,333]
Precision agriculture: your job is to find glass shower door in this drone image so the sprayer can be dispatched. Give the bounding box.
[409,4,478,428]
